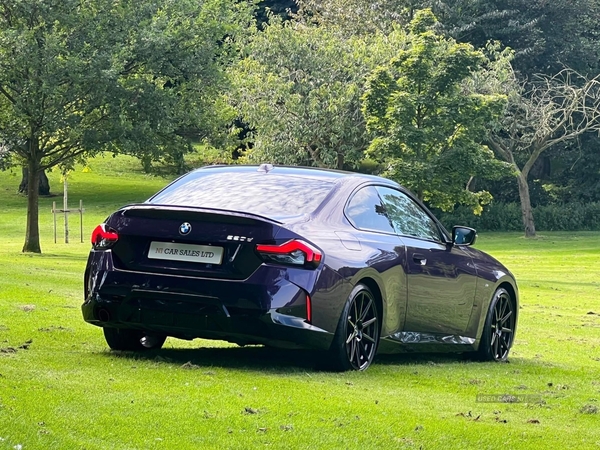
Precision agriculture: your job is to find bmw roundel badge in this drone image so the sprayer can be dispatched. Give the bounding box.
[179,222,192,235]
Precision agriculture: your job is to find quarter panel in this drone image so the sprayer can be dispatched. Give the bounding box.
[291,220,408,338]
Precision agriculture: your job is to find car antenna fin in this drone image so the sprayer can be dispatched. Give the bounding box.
[257,163,274,173]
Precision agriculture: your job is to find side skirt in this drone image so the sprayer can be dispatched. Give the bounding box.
[378,331,477,354]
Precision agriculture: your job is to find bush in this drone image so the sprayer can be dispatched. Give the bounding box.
[436,202,600,232]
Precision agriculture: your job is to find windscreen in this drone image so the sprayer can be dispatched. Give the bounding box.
[149,171,335,220]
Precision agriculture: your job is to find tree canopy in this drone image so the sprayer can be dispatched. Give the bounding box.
[0,0,252,252]
[432,0,600,77]
[231,16,407,169]
[2,0,600,243]
[363,10,509,213]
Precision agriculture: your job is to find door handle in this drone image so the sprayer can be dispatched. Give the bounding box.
[412,253,427,265]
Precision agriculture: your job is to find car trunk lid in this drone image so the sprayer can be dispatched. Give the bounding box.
[106,204,283,280]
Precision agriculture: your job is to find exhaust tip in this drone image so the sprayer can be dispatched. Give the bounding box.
[97,308,111,322]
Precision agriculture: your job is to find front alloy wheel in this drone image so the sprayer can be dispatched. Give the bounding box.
[478,288,516,361]
[330,284,380,371]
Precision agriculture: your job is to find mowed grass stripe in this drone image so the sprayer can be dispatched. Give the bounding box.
[1,155,599,449]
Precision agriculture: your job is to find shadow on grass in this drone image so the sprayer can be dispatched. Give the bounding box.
[101,345,495,374]
[104,345,322,374]
[375,352,479,366]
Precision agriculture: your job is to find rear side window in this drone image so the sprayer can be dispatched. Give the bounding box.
[149,171,334,220]
[345,186,395,234]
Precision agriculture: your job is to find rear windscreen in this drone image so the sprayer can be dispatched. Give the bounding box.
[148,171,335,220]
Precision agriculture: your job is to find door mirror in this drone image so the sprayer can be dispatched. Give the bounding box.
[452,226,477,246]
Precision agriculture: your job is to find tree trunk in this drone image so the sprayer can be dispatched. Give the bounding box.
[39,169,50,195]
[22,156,42,253]
[141,155,153,173]
[336,152,344,170]
[516,171,536,238]
[19,167,50,195]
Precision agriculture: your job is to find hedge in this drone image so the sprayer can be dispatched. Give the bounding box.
[435,202,600,232]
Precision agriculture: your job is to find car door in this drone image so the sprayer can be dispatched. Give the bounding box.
[376,187,477,335]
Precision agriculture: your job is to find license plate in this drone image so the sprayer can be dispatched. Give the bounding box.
[148,242,223,264]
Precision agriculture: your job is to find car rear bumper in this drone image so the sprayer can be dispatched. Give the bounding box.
[83,258,334,350]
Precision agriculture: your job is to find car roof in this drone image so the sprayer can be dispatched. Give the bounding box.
[194,164,398,187]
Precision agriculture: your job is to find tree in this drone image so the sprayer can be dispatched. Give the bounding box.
[297,0,600,78]
[18,168,50,196]
[0,0,252,253]
[256,0,297,24]
[486,68,600,237]
[0,146,49,194]
[432,0,600,78]
[543,134,600,204]
[231,16,407,169]
[296,0,411,35]
[362,10,509,213]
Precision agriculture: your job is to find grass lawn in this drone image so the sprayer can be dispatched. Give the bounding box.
[1,156,599,449]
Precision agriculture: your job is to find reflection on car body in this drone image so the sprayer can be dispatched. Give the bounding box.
[82,165,518,371]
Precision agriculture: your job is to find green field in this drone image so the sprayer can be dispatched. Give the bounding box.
[1,156,599,449]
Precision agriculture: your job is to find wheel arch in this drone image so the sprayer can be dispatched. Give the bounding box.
[475,282,518,361]
[498,281,517,306]
[327,277,382,371]
[471,277,519,351]
[497,280,519,335]
[355,277,384,326]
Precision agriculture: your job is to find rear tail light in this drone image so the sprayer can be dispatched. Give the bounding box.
[306,294,312,323]
[256,239,322,269]
[91,224,119,249]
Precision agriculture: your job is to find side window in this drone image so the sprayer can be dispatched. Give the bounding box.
[376,187,443,242]
[345,186,395,234]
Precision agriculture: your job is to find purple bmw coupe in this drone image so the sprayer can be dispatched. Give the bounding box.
[82,164,518,371]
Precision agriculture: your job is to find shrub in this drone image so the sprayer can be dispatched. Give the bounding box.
[436,202,600,232]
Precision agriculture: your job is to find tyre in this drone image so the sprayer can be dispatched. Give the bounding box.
[329,283,380,371]
[103,327,166,351]
[477,288,516,361]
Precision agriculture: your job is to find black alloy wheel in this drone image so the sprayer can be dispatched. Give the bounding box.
[103,327,166,351]
[478,288,516,361]
[330,283,380,371]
